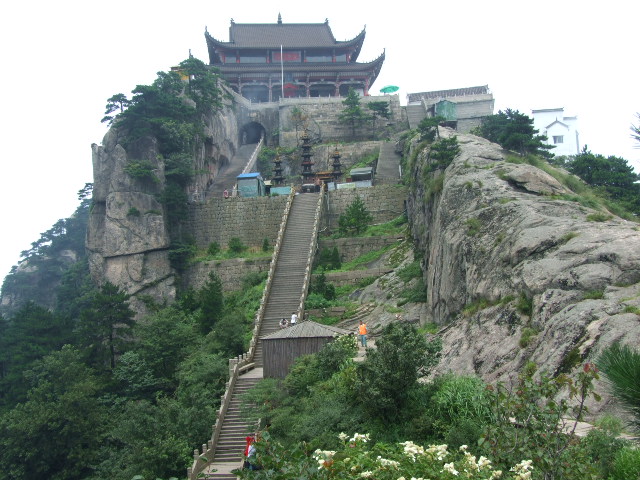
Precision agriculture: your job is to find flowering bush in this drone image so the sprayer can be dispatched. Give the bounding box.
[237,431,532,479]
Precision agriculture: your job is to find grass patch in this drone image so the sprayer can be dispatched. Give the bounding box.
[583,290,604,300]
[396,260,422,282]
[397,278,427,305]
[418,322,440,334]
[559,231,579,244]
[361,215,408,237]
[462,297,495,317]
[623,305,640,315]
[384,305,404,314]
[327,245,395,272]
[519,327,540,348]
[465,217,482,236]
[350,149,379,169]
[424,173,445,201]
[193,247,271,263]
[586,212,613,222]
[516,293,533,316]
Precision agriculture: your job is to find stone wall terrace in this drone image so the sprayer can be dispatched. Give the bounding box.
[323,184,408,232]
[186,195,288,250]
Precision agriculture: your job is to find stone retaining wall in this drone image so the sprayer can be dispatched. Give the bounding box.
[318,235,404,264]
[312,268,393,287]
[323,184,408,231]
[278,95,407,147]
[184,257,272,293]
[186,195,288,250]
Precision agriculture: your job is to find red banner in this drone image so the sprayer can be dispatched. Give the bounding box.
[273,51,300,62]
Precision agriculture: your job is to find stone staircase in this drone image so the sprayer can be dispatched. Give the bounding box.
[255,193,320,365]
[407,103,427,130]
[200,192,321,479]
[207,143,258,199]
[375,141,401,184]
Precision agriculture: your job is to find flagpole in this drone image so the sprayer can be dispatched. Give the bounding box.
[280,44,284,99]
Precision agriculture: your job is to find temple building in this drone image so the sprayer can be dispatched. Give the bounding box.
[205,14,385,102]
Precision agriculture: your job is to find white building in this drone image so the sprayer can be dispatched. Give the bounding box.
[531,107,580,156]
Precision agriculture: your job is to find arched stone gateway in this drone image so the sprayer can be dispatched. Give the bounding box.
[240,121,266,144]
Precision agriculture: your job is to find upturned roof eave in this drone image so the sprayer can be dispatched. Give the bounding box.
[205,25,366,52]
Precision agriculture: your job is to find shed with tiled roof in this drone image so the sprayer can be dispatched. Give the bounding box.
[260,321,352,378]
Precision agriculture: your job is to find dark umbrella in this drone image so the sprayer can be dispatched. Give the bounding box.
[379,85,399,94]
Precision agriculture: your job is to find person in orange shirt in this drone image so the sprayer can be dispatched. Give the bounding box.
[358,320,367,347]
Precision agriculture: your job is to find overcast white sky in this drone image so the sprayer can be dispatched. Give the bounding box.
[1,0,638,281]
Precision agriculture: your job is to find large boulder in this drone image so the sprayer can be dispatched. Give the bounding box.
[405,129,640,416]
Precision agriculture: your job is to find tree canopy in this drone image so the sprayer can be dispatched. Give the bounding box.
[566,147,640,214]
[473,108,554,157]
[339,87,370,137]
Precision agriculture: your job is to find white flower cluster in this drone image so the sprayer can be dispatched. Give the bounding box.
[399,440,425,461]
[360,471,374,478]
[426,443,449,461]
[443,462,459,476]
[510,459,533,480]
[350,433,371,443]
[376,455,400,468]
[338,432,349,441]
[459,444,492,473]
[396,477,427,480]
[313,449,336,470]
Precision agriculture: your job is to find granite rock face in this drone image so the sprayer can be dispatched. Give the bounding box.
[404,129,640,414]
[87,102,239,315]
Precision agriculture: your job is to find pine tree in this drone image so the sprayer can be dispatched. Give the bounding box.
[338,195,373,236]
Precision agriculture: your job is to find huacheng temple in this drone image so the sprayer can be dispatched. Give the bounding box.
[205,14,385,102]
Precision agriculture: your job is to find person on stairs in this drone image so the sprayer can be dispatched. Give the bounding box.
[290,311,298,326]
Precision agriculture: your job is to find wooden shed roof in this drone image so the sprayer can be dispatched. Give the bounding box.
[261,321,350,340]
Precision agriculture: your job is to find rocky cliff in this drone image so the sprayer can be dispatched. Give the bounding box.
[87,102,239,314]
[403,128,640,413]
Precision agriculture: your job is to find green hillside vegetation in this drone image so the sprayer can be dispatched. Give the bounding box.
[0,232,263,479]
[236,329,638,480]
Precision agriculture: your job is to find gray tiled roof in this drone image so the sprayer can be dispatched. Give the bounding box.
[208,22,365,49]
[261,321,351,339]
[407,85,490,103]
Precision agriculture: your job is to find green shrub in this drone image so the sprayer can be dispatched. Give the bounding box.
[580,427,626,478]
[610,447,640,480]
[317,247,341,270]
[228,237,246,253]
[558,346,582,374]
[124,160,158,182]
[397,260,422,282]
[516,293,533,316]
[262,238,270,252]
[305,292,332,309]
[207,241,220,256]
[338,195,373,236]
[127,207,141,217]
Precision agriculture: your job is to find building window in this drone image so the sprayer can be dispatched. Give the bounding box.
[553,135,564,144]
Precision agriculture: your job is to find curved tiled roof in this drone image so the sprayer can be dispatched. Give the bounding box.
[261,321,350,339]
[205,22,366,50]
[216,50,385,86]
